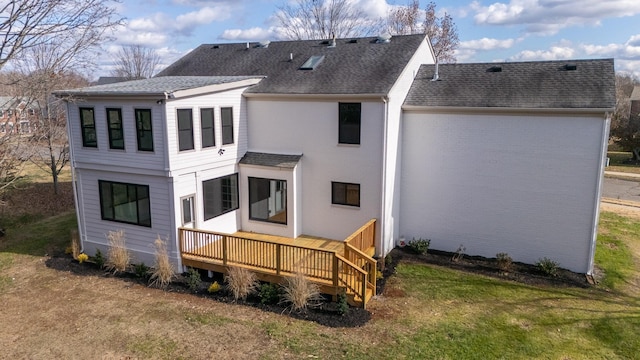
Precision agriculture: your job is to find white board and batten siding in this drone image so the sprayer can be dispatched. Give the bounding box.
[76,169,175,266]
[165,86,251,174]
[380,36,435,256]
[166,87,253,241]
[247,99,384,242]
[399,111,607,273]
[67,99,167,175]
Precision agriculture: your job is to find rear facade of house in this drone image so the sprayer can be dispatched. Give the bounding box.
[59,34,614,277]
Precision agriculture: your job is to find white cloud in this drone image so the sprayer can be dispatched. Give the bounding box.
[472,0,640,35]
[510,46,575,61]
[460,37,517,51]
[219,27,276,41]
[175,5,233,34]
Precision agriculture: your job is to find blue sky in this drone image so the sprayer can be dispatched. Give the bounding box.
[104,0,640,77]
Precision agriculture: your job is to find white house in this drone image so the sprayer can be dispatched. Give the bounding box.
[56,34,614,276]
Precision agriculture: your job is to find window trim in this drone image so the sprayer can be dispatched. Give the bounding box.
[221,107,234,145]
[331,181,360,207]
[177,108,194,151]
[106,108,124,150]
[338,102,361,145]
[248,177,287,225]
[79,107,97,148]
[98,180,152,227]
[181,195,195,226]
[200,107,215,148]
[203,173,239,221]
[135,108,154,152]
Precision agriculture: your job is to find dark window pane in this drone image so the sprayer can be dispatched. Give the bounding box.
[201,108,215,148]
[80,107,97,147]
[177,109,194,151]
[221,107,234,145]
[99,180,151,227]
[135,109,154,151]
[106,108,124,149]
[249,177,287,224]
[338,103,361,144]
[331,181,360,207]
[203,173,239,220]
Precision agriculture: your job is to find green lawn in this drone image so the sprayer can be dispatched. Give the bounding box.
[607,151,640,174]
[1,175,639,358]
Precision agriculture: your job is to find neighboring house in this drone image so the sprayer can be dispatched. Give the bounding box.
[0,96,36,134]
[56,34,614,278]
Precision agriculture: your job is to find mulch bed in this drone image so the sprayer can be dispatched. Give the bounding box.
[45,246,591,328]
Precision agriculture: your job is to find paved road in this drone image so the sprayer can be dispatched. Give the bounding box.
[603,176,640,203]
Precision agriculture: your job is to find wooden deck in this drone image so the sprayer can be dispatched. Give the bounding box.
[179,219,377,307]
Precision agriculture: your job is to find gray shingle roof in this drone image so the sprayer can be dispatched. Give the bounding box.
[55,76,262,97]
[155,34,427,95]
[404,59,615,109]
[239,152,302,169]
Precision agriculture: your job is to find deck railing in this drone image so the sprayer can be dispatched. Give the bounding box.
[344,219,376,254]
[344,243,377,293]
[179,228,371,306]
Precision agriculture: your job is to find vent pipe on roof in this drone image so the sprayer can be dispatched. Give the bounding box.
[246,42,249,49]
[289,53,293,61]
[329,33,336,48]
[431,61,439,81]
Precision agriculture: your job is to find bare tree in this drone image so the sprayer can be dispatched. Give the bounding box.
[0,0,122,71]
[275,0,383,40]
[610,73,640,161]
[387,1,459,63]
[111,45,161,79]
[9,44,90,194]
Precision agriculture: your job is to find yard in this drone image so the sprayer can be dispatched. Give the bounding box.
[1,167,639,359]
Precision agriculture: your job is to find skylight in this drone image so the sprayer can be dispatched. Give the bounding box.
[300,55,325,70]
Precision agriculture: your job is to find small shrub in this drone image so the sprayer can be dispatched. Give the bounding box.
[452,244,466,262]
[281,271,322,312]
[134,262,150,279]
[496,252,513,271]
[186,267,202,292]
[536,257,559,277]
[77,253,89,264]
[149,236,175,289]
[93,249,105,268]
[225,267,258,301]
[208,281,221,293]
[375,269,384,280]
[259,283,281,305]
[337,290,349,316]
[64,246,73,255]
[104,230,130,274]
[407,238,430,255]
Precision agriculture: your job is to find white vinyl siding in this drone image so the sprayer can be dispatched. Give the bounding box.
[399,112,606,273]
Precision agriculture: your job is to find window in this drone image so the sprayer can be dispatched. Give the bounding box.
[221,107,234,145]
[106,108,124,149]
[177,109,194,151]
[200,108,215,148]
[338,103,361,145]
[249,177,287,224]
[181,195,195,226]
[203,174,238,220]
[331,182,360,207]
[79,107,97,148]
[135,109,153,151]
[99,180,151,227]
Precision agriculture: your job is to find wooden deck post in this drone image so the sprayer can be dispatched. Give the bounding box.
[222,235,228,266]
[276,244,281,275]
[333,255,339,287]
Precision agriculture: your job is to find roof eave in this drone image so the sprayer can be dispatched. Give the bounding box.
[243,92,388,100]
[402,105,615,115]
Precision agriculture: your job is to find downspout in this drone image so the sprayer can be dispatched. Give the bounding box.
[65,100,85,253]
[587,112,611,275]
[379,96,389,257]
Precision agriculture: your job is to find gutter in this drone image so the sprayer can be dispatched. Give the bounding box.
[402,105,615,115]
[587,112,612,275]
[65,100,85,253]
[379,95,389,257]
[243,93,388,101]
